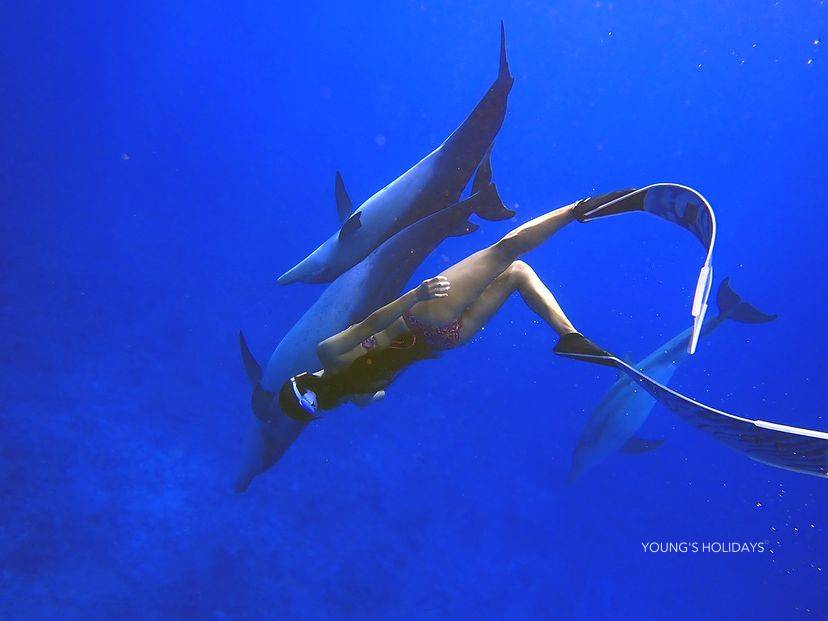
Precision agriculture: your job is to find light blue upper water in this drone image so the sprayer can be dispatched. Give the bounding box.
[2,1,826,619]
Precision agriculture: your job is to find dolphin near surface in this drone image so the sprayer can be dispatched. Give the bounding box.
[236,185,508,491]
[277,23,515,285]
[568,278,777,482]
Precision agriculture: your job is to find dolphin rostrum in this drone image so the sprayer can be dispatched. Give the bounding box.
[568,278,777,482]
[277,23,515,285]
[237,185,507,491]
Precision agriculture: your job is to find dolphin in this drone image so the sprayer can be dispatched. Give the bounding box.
[568,278,777,482]
[276,23,515,285]
[236,184,506,491]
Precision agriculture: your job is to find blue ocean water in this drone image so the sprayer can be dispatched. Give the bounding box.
[2,1,826,619]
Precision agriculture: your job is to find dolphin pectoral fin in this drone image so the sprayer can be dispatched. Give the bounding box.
[338,211,362,241]
[335,171,353,223]
[469,182,515,221]
[239,331,262,384]
[620,436,666,454]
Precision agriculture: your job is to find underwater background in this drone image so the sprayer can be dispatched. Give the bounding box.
[2,1,826,619]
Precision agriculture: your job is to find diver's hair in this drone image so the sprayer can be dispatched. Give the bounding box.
[277,379,312,422]
[278,337,436,421]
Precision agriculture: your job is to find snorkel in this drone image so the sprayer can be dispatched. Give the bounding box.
[291,375,318,418]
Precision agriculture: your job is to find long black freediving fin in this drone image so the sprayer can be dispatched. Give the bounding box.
[572,188,641,222]
[554,337,828,478]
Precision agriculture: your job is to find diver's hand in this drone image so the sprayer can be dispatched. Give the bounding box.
[415,276,451,301]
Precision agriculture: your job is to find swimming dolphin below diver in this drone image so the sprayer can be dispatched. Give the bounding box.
[568,278,777,482]
[276,23,515,285]
[236,185,506,491]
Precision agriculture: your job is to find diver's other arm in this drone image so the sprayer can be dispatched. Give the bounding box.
[317,277,450,364]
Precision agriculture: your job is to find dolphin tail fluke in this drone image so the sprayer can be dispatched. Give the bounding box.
[239,330,262,384]
[498,21,513,90]
[470,182,515,221]
[716,277,778,324]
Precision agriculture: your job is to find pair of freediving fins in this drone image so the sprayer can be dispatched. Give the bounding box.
[578,183,716,354]
[555,334,828,479]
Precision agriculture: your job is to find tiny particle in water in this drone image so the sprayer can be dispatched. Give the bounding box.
[120,152,130,161]
[755,501,762,507]
[814,39,821,46]
[697,63,703,69]
[375,134,387,147]
[807,58,814,65]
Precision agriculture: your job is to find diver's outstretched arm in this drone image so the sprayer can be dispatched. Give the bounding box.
[317,277,450,367]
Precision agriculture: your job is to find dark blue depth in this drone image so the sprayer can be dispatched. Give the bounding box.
[1,1,826,619]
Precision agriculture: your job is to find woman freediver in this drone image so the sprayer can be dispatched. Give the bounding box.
[267,190,632,422]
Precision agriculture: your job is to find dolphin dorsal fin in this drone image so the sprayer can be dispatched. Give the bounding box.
[335,171,353,223]
[338,210,362,242]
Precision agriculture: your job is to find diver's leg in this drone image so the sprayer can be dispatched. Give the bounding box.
[458,261,576,343]
[413,202,577,325]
